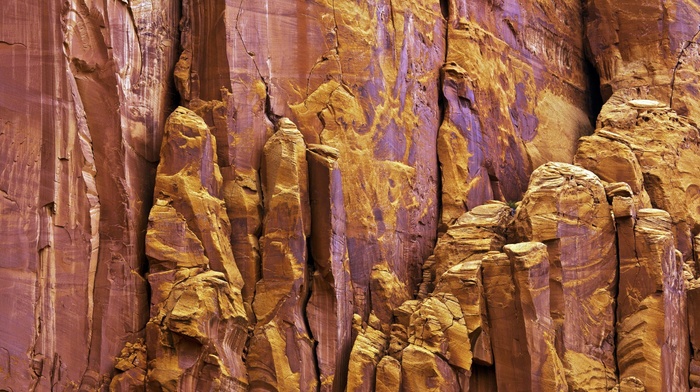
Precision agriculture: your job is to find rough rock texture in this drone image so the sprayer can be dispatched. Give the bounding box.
[0,0,178,389]
[145,107,248,390]
[7,0,700,391]
[247,119,317,391]
[584,0,700,121]
[614,209,688,392]
[576,95,700,259]
[504,242,567,392]
[438,0,595,226]
[515,162,617,390]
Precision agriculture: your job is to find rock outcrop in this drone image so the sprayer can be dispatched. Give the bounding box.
[515,162,618,390]
[145,107,248,390]
[6,0,700,391]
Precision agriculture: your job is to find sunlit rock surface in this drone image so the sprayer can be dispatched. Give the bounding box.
[3,0,700,390]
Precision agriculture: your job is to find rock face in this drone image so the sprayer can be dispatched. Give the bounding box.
[6,0,700,391]
[584,0,700,121]
[438,0,594,226]
[0,0,178,389]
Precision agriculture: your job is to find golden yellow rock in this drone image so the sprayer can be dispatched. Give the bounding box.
[346,313,389,392]
[375,356,401,392]
[400,345,460,392]
[432,201,513,279]
[146,271,248,391]
[578,95,700,259]
[434,260,492,365]
[144,107,248,390]
[248,118,317,391]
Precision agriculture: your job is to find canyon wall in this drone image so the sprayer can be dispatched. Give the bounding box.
[1,0,700,390]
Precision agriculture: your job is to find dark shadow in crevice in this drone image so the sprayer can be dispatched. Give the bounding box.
[584,57,604,128]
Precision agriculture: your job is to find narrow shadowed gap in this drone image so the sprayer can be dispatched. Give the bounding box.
[440,0,449,20]
[584,57,604,127]
[436,0,449,234]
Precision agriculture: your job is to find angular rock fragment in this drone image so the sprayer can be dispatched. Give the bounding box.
[346,314,388,392]
[432,201,513,279]
[434,260,492,365]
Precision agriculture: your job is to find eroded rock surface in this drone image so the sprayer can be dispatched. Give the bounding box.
[515,162,617,390]
[145,107,248,390]
[6,0,700,391]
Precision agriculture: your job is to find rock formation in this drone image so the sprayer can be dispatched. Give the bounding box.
[4,0,700,391]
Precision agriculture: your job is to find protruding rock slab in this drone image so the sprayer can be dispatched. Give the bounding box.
[248,118,317,391]
[146,270,248,390]
[434,260,492,365]
[401,345,460,392]
[515,162,617,390]
[575,96,700,259]
[505,242,567,392]
[306,144,353,392]
[432,201,513,279]
[346,314,388,392]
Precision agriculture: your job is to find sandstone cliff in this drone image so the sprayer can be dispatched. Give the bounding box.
[2,0,700,391]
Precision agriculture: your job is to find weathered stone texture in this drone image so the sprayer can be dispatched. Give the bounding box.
[515,162,617,390]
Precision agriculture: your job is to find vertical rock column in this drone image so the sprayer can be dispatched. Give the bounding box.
[504,242,567,392]
[144,107,248,390]
[306,144,353,391]
[616,209,689,392]
[247,118,317,391]
[515,162,618,390]
[481,252,531,390]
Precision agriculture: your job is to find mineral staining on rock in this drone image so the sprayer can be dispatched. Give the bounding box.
[5,0,700,391]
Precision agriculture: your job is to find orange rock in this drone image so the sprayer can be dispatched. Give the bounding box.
[144,107,248,390]
[616,209,689,392]
[438,0,593,226]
